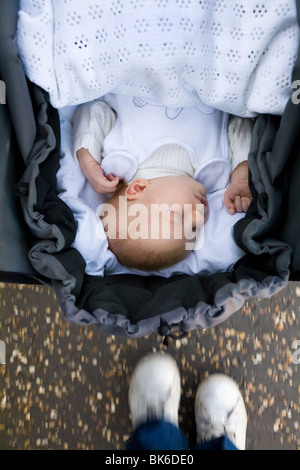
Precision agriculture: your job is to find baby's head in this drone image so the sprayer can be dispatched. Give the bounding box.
[100,175,209,271]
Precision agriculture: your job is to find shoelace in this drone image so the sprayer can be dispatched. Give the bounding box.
[198,397,240,444]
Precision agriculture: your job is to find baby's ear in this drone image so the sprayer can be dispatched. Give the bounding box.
[125,179,150,200]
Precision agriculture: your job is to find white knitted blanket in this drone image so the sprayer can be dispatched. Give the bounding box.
[17,0,299,115]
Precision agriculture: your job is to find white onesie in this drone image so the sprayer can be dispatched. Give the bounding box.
[73,93,237,192]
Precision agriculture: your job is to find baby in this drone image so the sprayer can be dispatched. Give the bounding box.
[73,94,252,272]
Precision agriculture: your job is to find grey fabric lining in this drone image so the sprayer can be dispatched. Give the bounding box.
[54,267,289,339]
[0,0,36,160]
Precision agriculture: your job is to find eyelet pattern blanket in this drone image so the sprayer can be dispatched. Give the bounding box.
[17,0,299,116]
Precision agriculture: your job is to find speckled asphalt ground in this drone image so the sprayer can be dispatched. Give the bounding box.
[0,281,299,450]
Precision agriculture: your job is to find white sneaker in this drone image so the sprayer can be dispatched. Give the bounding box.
[195,374,248,450]
[129,353,181,430]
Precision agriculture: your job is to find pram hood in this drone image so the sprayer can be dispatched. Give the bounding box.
[0,0,299,339]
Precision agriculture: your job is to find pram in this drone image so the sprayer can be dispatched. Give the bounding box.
[0,0,300,342]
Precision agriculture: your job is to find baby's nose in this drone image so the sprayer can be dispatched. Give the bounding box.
[183,206,205,237]
[192,206,205,228]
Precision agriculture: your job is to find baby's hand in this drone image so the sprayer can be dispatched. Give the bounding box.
[224,161,252,215]
[77,148,120,194]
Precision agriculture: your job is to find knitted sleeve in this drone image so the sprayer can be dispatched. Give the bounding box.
[227,117,253,170]
[72,100,117,164]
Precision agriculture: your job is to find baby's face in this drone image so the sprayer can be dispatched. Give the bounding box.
[125,175,209,251]
[145,175,209,223]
